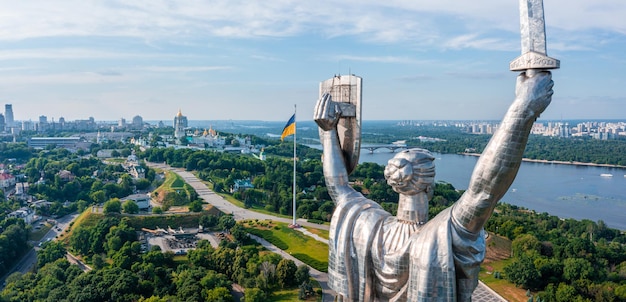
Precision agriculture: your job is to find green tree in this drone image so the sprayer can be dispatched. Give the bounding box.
[103,199,122,214]
[563,257,594,282]
[37,241,67,268]
[76,200,90,213]
[204,287,232,302]
[244,288,267,302]
[218,215,236,232]
[70,227,92,255]
[230,224,248,243]
[90,190,106,204]
[188,244,214,268]
[512,234,542,257]
[92,254,105,269]
[200,214,218,228]
[555,282,578,302]
[276,258,297,288]
[122,200,139,214]
[188,200,203,212]
[504,254,541,290]
[295,264,310,285]
[135,178,151,190]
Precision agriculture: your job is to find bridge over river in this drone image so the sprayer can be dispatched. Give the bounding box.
[361,144,421,153]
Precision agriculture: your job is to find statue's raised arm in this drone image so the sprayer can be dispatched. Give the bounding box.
[314,93,355,203]
[452,71,554,234]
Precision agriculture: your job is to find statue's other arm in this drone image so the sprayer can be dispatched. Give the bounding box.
[452,71,554,234]
[314,93,356,203]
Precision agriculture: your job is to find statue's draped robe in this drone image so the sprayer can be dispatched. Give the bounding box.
[328,191,485,302]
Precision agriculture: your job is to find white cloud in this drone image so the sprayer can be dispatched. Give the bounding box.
[1,0,622,49]
[138,66,232,73]
[332,55,432,64]
[0,48,187,61]
[443,34,515,51]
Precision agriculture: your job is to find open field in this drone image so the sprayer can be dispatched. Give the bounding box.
[243,220,329,272]
[162,171,185,189]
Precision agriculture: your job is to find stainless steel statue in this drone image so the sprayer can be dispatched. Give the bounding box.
[314,1,557,301]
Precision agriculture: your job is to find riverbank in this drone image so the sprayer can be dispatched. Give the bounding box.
[461,153,626,169]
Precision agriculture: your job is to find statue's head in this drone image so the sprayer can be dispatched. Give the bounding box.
[384,148,435,197]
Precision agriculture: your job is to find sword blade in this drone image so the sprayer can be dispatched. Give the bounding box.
[510,0,559,71]
[520,0,547,55]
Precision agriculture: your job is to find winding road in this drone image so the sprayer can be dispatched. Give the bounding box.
[147,162,334,301]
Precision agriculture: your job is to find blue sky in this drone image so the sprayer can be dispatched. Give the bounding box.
[1,0,625,122]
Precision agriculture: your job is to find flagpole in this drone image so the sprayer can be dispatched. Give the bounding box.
[292,104,298,227]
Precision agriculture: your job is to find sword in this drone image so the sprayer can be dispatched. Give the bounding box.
[510,0,560,72]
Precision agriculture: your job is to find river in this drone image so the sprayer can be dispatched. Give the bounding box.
[356,151,626,230]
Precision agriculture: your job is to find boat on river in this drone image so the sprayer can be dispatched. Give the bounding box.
[600,174,613,177]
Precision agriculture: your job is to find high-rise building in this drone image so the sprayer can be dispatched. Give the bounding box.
[132,115,143,130]
[37,115,48,132]
[174,109,188,139]
[0,113,4,132]
[5,104,14,127]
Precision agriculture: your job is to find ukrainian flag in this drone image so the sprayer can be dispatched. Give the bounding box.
[281,114,296,141]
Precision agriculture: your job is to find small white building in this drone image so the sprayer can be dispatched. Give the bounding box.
[122,193,151,210]
[8,207,35,224]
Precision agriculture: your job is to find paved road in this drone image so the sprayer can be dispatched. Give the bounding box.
[148,162,328,231]
[147,162,506,302]
[66,252,93,272]
[148,162,334,300]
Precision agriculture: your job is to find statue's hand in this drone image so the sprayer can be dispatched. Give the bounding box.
[515,71,554,117]
[314,93,341,131]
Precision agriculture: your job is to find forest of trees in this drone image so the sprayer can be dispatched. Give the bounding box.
[1,214,316,302]
[387,125,626,166]
[486,204,626,301]
[0,142,158,276]
[0,219,30,277]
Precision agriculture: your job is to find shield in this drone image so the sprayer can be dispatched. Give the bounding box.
[319,75,362,175]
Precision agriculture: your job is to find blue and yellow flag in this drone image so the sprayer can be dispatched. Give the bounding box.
[281,114,296,141]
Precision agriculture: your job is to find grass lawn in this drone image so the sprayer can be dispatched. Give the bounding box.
[270,289,299,301]
[61,209,102,245]
[269,276,323,302]
[106,158,126,163]
[480,232,529,301]
[243,220,329,272]
[479,259,530,301]
[162,171,185,189]
[173,255,188,264]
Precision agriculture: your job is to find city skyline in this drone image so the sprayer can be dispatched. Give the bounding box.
[1,1,625,121]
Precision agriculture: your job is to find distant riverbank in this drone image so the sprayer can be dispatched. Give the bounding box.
[360,151,626,230]
[461,153,626,170]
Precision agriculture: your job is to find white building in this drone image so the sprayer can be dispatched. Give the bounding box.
[122,194,151,210]
[8,207,35,224]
